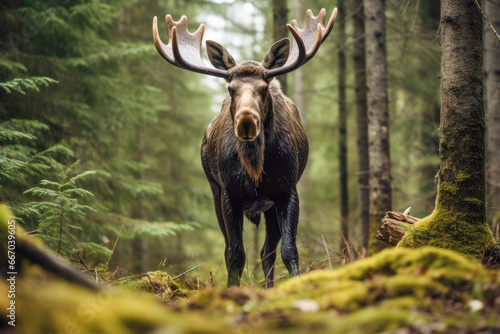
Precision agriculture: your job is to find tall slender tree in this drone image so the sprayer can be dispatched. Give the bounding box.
[273,0,289,94]
[485,0,500,237]
[353,0,370,253]
[364,0,391,254]
[293,0,308,226]
[400,0,496,259]
[338,0,349,260]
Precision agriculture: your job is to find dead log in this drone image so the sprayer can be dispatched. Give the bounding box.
[376,210,420,246]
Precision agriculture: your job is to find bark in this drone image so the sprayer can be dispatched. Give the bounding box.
[376,211,419,246]
[364,0,391,254]
[293,0,308,224]
[353,0,370,253]
[399,0,496,260]
[273,0,288,94]
[338,0,349,259]
[485,0,500,237]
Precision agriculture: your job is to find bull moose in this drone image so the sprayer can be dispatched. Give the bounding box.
[153,7,337,287]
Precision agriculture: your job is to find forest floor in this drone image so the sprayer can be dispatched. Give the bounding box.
[3,246,500,334]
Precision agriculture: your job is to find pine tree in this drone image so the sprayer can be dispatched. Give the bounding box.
[22,161,100,257]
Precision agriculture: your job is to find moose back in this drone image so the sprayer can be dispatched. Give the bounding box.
[153,7,337,287]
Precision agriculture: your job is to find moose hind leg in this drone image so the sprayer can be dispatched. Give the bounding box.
[261,207,281,288]
[275,189,300,277]
[222,192,245,286]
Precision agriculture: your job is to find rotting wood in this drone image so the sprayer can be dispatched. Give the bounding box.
[376,210,420,246]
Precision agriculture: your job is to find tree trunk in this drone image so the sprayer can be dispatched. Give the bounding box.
[364,0,391,254]
[293,0,308,225]
[353,0,370,254]
[485,0,500,239]
[273,0,288,94]
[399,0,496,260]
[338,0,349,260]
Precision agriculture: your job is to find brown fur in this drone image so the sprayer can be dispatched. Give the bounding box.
[236,133,265,184]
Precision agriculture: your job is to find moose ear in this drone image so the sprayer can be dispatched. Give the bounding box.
[206,40,237,70]
[262,38,290,70]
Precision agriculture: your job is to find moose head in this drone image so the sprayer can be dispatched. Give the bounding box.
[153,9,336,142]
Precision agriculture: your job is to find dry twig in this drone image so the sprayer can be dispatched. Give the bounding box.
[74,249,89,271]
[105,223,124,270]
[474,0,500,42]
[172,263,204,280]
[321,235,333,270]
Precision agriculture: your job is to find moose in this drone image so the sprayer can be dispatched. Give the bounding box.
[153,7,337,287]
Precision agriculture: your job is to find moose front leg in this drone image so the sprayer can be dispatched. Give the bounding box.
[221,192,245,286]
[261,207,281,288]
[275,188,300,277]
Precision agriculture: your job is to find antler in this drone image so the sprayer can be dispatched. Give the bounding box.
[265,8,338,78]
[153,8,337,80]
[152,15,229,79]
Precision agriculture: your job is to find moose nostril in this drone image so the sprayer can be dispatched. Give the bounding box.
[243,122,251,135]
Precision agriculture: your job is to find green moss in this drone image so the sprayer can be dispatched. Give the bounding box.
[114,270,193,300]
[3,194,499,334]
[399,177,496,260]
[439,181,459,195]
[331,307,413,334]
[455,171,470,182]
[272,248,482,315]
[3,280,224,334]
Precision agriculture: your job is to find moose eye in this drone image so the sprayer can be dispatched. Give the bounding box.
[257,84,269,95]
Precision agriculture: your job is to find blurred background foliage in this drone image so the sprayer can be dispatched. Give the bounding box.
[0,0,443,286]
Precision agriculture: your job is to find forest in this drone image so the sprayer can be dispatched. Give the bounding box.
[1,0,500,333]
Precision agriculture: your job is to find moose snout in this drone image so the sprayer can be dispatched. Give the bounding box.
[235,109,260,141]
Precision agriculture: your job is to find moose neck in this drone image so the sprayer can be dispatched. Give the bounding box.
[236,94,274,185]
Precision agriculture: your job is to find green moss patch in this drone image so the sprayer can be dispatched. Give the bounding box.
[3,246,500,334]
[113,270,194,301]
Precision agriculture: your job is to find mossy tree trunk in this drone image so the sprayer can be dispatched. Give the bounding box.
[273,0,288,94]
[399,0,496,260]
[485,0,500,237]
[354,0,370,253]
[364,0,391,254]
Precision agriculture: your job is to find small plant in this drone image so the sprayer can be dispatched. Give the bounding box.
[23,161,98,256]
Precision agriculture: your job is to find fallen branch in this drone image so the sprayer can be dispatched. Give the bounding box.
[19,241,98,290]
[376,210,420,246]
[171,263,204,280]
